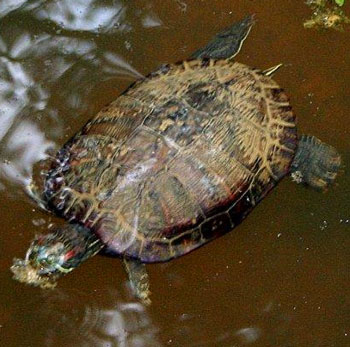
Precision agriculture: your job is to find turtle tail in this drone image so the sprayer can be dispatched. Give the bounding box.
[290,135,341,190]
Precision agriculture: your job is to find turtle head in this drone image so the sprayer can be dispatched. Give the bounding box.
[11,224,103,288]
[29,233,75,273]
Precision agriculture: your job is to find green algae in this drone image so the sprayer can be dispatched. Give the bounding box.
[305,0,350,29]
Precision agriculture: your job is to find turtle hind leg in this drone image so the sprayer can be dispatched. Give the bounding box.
[190,15,255,60]
[123,258,151,305]
[290,135,341,190]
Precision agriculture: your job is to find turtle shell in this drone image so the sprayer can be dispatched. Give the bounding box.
[43,59,298,262]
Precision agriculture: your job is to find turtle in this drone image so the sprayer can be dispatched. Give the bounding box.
[11,15,341,304]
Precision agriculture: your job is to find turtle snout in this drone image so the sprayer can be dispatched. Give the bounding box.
[28,241,66,275]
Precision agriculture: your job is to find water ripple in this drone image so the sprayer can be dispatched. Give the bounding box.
[36,0,126,33]
[0,1,144,192]
[37,288,161,347]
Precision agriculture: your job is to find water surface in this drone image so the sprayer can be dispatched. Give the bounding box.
[0,1,349,346]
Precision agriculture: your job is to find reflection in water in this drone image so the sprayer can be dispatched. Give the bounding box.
[0,0,27,18]
[0,0,143,191]
[36,0,126,33]
[0,33,49,140]
[1,1,349,346]
[141,12,163,28]
[0,4,160,345]
[0,121,53,187]
[235,327,261,344]
[35,288,161,347]
[102,51,144,79]
[172,299,303,346]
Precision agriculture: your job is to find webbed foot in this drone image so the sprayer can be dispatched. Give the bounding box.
[26,179,48,212]
[291,135,341,190]
[123,258,151,305]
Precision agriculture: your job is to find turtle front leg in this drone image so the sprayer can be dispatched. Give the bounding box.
[25,179,49,212]
[123,258,151,305]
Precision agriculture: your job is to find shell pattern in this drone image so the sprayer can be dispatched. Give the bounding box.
[44,59,298,262]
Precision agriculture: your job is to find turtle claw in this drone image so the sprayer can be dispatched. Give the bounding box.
[26,179,49,212]
[134,286,151,306]
[263,63,283,76]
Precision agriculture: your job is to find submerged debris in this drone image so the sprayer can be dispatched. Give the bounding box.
[304,0,350,30]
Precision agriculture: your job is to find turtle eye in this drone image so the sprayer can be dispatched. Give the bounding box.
[46,254,56,265]
[38,253,55,267]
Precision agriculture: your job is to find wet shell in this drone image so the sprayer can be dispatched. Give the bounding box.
[43,59,298,262]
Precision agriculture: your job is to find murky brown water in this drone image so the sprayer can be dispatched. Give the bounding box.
[0,1,349,346]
